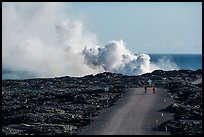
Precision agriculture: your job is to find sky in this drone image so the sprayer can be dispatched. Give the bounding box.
[68,2,202,54]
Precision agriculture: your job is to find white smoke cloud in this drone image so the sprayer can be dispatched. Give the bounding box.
[2,2,102,78]
[83,40,154,75]
[153,56,179,71]
[2,2,179,79]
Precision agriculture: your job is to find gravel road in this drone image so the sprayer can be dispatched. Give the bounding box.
[78,87,174,135]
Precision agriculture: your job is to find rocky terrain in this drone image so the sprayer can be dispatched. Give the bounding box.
[140,69,202,135]
[157,78,202,135]
[2,69,202,135]
[2,72,138,135]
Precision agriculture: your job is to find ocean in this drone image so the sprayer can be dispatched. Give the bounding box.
[2,54,202,80]
[149,54,202,71]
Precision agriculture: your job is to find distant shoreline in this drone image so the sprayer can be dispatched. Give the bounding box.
[2,68,202,81]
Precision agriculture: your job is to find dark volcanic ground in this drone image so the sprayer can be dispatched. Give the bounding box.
[2,69,202,135]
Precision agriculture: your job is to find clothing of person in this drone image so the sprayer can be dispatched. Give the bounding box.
[144,86,147,94]
[153,86,156,93]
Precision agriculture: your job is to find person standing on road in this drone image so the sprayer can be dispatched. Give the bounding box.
[144,85,147,94]
[152,84,156,94]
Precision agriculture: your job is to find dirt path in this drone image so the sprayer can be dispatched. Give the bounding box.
[78,87,174,135]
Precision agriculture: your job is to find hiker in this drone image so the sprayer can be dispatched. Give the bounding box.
[148,79,152,87]
[144,85,147,94]
[152,85,156,94]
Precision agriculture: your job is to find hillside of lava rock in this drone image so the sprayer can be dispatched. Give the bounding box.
[2,69,202,135]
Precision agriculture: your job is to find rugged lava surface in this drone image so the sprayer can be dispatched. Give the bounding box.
[2,69,202,135]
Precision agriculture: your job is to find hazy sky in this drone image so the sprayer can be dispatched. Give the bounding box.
[68,2,202,54]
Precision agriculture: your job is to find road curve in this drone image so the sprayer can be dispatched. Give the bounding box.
[78,87,174,135]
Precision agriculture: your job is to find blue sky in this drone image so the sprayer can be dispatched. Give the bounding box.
[68,2,202,54]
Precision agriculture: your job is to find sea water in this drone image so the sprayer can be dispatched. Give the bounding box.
[149,54,202,71]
